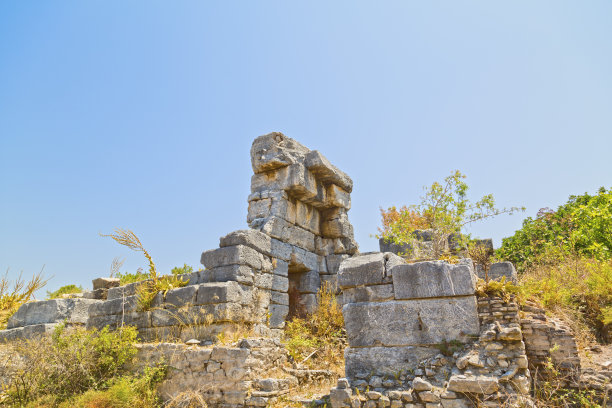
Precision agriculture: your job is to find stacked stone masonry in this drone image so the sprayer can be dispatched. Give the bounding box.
[0,133,358,342]
[132,338,294,407]
[330,256,533,408]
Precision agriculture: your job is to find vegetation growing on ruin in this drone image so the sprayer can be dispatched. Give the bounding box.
[0,270,48,329]
[1,324,166,408]
[379,170,524,258]
[101,229,187,311]
[284,282,345,372]
[46,284,83,300]
[497,188,612,343]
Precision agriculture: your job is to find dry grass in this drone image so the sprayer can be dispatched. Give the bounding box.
[283,282,345,374]
[0,268,49,329]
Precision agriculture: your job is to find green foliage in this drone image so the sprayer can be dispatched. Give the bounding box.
[379,170,523,259]
[436,339,463,357]
[170,264,194,276]
[135,275,188,311]
[3,325,141,406]
[115,268,149,285]
[475,277,521,302]
[46,284,83,299]
[497,187,612,272]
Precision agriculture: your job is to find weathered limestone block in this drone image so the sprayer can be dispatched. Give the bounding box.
[0,322,59,342]
[7,298,100,329]
[289,246,319,271]
[164,285,198,308]
[196,282,253,306]
[273,259,288,276]
[88,295,139,317]
[344,346,439,379]
[342,284,394,303]
[92,277,120,290]
[304,150,353,193]
[201,245,264,270]
[107,281,149,300]
[270,291,289,306]
[325,184,351,209]
[252,216,316,252]
[321,208,354,238]
[250,132,310,174]
[204,265,255,285]
[326,254,350,274]
[338,252,405,289]
[487,262,518,283]
[447,375,499,394]
[343,297,480,346]
[298,270,321,294]
[294,200,321,234]
[320,274,338,292]
[392,261,476,299]
[219,229,272,257]
[269,304,289,329]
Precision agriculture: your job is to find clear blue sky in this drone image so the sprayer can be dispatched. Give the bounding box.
[1,1,611,296]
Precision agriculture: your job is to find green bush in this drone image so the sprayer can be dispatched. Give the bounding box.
[497,187,612,272]
[115,268,149,285]
[4,325,143,406]
[170,264,193,276]
[46,284,83,299]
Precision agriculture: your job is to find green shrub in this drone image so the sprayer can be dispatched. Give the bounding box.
[115,268,149,285]
[497,187,612,272]
[170,264,193,276]
[46,284,83,299]
[4,325,141,406]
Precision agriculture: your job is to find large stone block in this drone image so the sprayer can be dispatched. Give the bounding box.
[164,285,198,308]
[344,346,439,379]
[342,284,394,303]
[253,217,316,252]
[219,229,272,256]
[0,323,60,342]
[325,184,351,209]
[200,245,263,270]
[250,132,309,174]
[92,277,120,290]
[294,200,321,234]
[483,262,518,283]
[206,265,255,285]
[338,252,405,289]
[268,304,289,329]
[342,297,480,347]
[326,254,350,275]
[297,270,321,294]
[7,298,101,329]
[196,282,252,305]
[321,208,354,239]
[289,246,319,272]
[88,295,139,317]
[304,150,353,193]
[392,261,476,299]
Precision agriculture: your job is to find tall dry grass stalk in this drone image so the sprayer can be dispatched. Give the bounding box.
[0,268,49,328]
[101,229,157,280]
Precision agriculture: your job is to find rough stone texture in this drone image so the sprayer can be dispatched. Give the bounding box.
[520,301,580,376]
[6,298,100,330]
[476,262,518,283]
[92,277,120,290]
[392,261,477,299]
[331,260,535,408]
[344,346,440,379]
[338,252,405,289]
[343,297,480,346]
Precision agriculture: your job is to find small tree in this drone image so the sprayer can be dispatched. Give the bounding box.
[379,170,524,259]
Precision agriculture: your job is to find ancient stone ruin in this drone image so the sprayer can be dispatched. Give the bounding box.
[1,133,608,407]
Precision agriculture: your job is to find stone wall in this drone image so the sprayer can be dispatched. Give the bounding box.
[330,257,533,408]
[132,338,293,407]
[0,133,358,341]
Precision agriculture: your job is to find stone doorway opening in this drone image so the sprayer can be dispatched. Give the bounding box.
[287,261,309,320]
